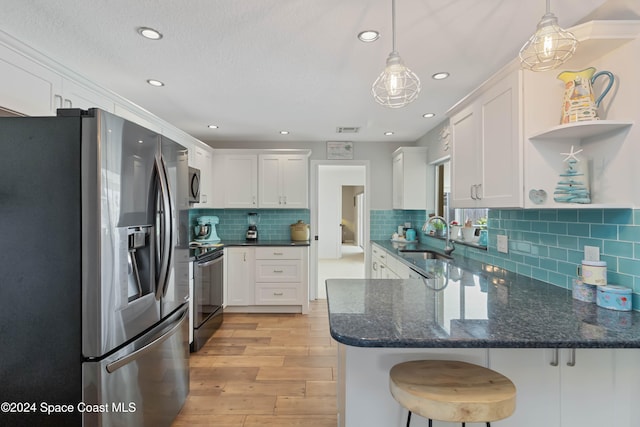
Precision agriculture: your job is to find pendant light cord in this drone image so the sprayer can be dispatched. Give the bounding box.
[391,0,397,53]
[546,0,551,14]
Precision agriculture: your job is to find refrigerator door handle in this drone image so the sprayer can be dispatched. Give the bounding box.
[154,155,174,300]
[106,306,187,373]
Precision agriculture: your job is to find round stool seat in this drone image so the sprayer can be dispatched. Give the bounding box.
[389,360,516,423]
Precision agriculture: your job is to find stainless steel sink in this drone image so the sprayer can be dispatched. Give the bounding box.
[398,249,452,261]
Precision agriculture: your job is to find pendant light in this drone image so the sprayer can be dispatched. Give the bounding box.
[519,0,578,72]
[372,0,421,108]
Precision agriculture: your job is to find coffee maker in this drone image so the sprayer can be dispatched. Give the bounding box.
[246,212,259,241]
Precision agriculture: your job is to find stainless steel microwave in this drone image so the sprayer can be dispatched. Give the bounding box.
[188,167,200,204]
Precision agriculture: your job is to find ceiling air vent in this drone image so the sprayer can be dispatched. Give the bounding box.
[336,126,360,134]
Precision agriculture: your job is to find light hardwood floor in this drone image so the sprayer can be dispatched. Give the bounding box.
[171,300,338,427]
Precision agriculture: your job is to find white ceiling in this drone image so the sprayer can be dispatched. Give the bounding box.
[1,0,637,145]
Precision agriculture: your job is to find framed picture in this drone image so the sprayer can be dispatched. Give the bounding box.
[327,141,353,160]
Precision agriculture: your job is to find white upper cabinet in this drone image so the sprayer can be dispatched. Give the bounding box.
[60,78,114,112]
[259,154,309,209]
[449,68,523,208]
[186,144,214,208]
[392,147,428,210]
[0,41,114,117]
[223,154,259,209]
[522,21,640,208]
[448,20,640,209]
[0,42,62,116]
[211,150,309,209]
[450,104,481,207]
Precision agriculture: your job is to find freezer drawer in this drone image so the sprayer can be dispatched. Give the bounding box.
[83,305,189,427]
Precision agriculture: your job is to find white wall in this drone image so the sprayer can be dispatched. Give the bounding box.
[318,165,365,259]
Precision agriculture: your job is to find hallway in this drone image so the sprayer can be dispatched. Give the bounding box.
[317,244,365,299]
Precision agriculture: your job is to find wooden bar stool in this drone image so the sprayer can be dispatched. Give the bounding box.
[389,360,516,427]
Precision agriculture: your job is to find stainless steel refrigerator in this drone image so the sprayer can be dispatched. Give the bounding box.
[0,108,190,426]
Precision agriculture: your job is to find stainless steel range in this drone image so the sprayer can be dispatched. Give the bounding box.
[191,246,224,352]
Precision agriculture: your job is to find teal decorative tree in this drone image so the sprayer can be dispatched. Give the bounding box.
[554,145,591,204]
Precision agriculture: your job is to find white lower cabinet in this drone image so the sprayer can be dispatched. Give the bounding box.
[225,246,309,313]
[370,243,411,279]
[489,348,640,427]
[224,247,255,306]
[255,247,307,310]
[339,347,640,427]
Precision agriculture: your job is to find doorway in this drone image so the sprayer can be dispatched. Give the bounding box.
[310,161,369,300]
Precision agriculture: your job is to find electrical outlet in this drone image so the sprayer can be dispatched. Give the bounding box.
[497,235,508,254]
[584,245,600,261]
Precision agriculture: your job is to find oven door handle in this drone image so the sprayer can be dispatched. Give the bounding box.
[197,256,223,268]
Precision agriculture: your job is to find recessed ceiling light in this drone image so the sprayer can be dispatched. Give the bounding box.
[279,130,290,135]
[358,30,380,42]
[208,125,219,129]
[138,27,163,40]
[423,113,436,118]
[384,131,394,136]
[146,79,164,87]
[432,72,450,80]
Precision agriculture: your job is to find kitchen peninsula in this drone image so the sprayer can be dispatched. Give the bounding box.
[327,247,640,427]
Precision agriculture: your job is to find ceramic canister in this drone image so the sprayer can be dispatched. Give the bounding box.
[577,260,607,286]
[597,285,632,311]
[572,279,597,303]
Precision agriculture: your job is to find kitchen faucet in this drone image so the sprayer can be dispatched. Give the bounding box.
[422,215,456,256]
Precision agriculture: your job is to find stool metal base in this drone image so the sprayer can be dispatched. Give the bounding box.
[407,411,491,427]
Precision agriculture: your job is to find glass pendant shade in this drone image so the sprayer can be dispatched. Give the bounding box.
[372,52,421,108]
[519,4,577,72]
[372,0,421,108]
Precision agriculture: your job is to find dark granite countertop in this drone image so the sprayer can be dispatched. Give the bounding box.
[188,239,310,260]
[223,239,310,247]
[326,240,640,349]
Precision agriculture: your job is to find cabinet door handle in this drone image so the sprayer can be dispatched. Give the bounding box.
[372,262,378,271]
[566,348,576,367]
[470,185,478,200]
[273,252,283,256]
[476,184,482,200]
[54,94,64,109]
[273,292,284,296]
[243,253,246,262]
[252,196,256,205]
[283,196,287,205]
[273,269,284,273]
[550,348,559,367]
[64,98,72,108]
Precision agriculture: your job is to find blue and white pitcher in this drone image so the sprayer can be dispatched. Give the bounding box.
[558,67,614,124]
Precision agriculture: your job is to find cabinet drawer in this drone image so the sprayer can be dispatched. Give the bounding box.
[255,260,302,282]
[255,284,300,305]
[255,247,302,260]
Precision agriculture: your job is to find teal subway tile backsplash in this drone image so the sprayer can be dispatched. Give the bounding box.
[370,209,427,241]
[578,210,603,223]
[604,240,633,257]
[419,208,640,311]
[189,208,310,241]
[605,209,633,224]
[591,224,617,239]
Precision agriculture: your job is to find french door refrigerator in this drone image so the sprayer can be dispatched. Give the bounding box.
[0,108,190,427]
